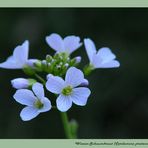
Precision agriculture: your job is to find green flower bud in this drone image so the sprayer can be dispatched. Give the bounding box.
[34,60,42,72]
[46,55,53,62]
[83,64,94,76]
[28,78,37,89]
[23,65,35,76]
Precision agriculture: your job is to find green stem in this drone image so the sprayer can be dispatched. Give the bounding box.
[34,73,46,85]
[60,112,73,139]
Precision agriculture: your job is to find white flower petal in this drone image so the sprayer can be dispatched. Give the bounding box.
[63,36,82,54]
[91,54,103,68]
[84,38,97,62]
[0,56,23,69]
[98,60,120,68]
[97,47,116,63]
[71,87,91,106]
[79,79,89,87]
[13,40,29,65]
[46,33,64,52]
[20,106,39,121]
[38,97,52,113]
[46,75,65,94]
[13,89,36,106]
[11,78,29,89]
[0,41,29,69]
[56,94,72,112]
[65,67,84,87]
[32,82,44,99]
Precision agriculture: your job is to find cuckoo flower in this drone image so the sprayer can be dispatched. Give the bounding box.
[46,33,82,55]
[0,40,37,69]
[13,83,52,121]
[84,38,120,69]
[46,67,91,112]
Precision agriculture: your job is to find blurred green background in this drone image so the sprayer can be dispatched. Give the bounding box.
[0,8,148,139]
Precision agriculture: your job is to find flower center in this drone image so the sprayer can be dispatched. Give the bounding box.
[34,99,44,109]
[62,85,73,96]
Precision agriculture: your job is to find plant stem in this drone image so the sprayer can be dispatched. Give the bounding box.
[34,73,46,85]
[60,112,73,139]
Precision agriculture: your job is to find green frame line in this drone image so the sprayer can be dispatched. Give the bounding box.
[0,0,148,7]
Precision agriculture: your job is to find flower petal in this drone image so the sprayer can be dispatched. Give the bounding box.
[56,94,72,112]
[46,33,64,52]
[13,89,36,106]
[65,67,84,87]
[38,97,52,113]
[91,54,103,68]
[46,74,65,94]
[79,79,89,87]
[97,47,116,63]
[11,78,29,89]
[13,40,29,65]
[0,56,23,69]
[63,36,82,54]
[20,106,39,121]
[32,82,44,99]
[71,87,91,106]
[84,38,97,62]
[98,60,120,68]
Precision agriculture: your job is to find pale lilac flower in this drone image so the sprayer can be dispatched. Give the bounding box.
[46,33,82,55]
[46,67,91,112]
[13,83,52,121]
[11,78,29,89]
[0,40,37,69]
[84,38,120,68]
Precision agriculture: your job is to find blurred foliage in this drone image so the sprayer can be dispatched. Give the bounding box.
[0,8,148,138]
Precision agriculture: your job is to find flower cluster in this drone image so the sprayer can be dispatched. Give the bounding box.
[0,33,120,121]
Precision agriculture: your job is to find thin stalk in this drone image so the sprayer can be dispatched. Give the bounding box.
[34,73,46,85]
[60,112,73,139]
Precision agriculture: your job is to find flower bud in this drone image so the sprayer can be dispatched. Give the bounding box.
[56,65,61,69]
[26,59,38,67]
[46,74,54,80]
[41,60,47,66]
[75,56,81,64]
[47,63,51,67]
[64,63,69,68]
[11,78,29,89]
[11,78,37,89]
[83,64,94,75]
[46,55,53,62]
[23,65,35,75]
[34,60,42,69]
[59,62,63,66]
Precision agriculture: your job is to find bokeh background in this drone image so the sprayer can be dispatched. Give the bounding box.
[0,8,148,139]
